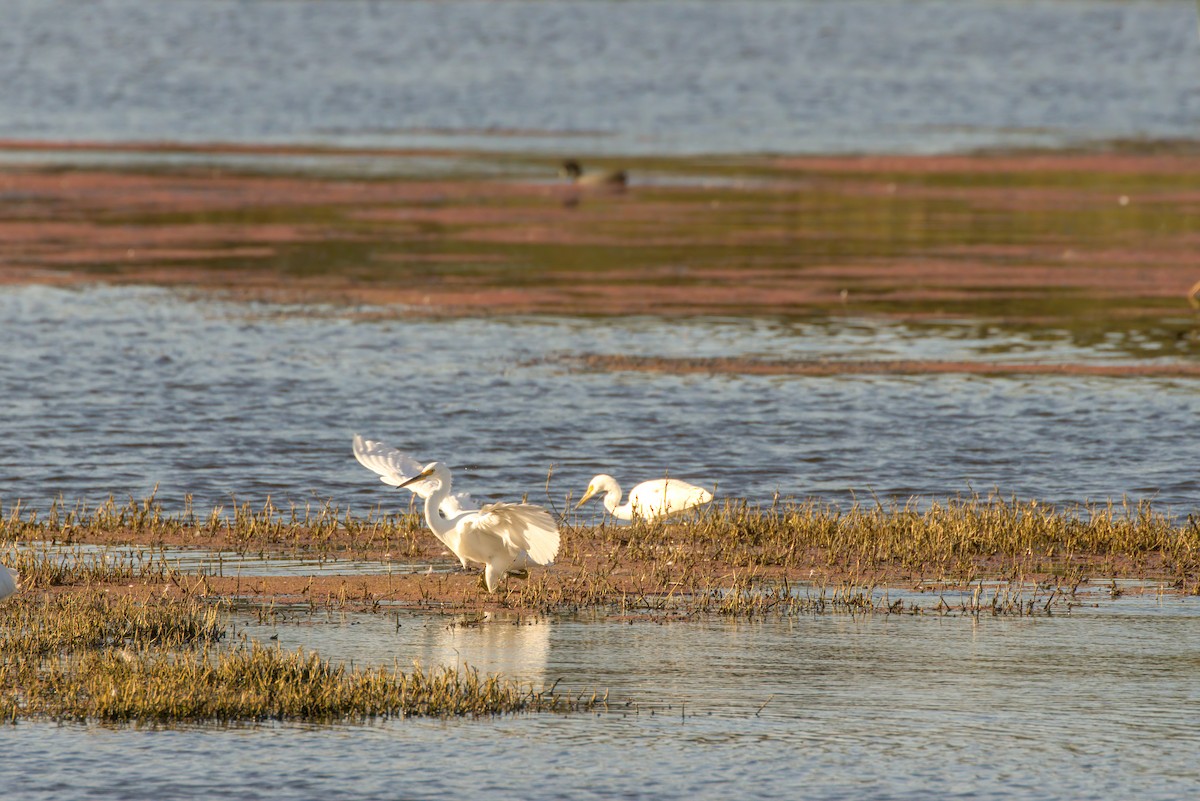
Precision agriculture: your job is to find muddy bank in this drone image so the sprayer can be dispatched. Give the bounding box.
[2,143,1199,324]
[561,354,1200,378]
[10,494,1197,613]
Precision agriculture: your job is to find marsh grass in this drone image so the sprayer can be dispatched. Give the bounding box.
[1,493,426,559]
[3,493,1197,617]
[517,493,1200,615]
[0,593,224,656]
[9,645,588,723]
[0,591,594,723]
[1,541,180,588]
[574,494,1200,584]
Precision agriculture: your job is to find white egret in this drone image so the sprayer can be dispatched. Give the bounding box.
[400,462,560,593]
[0,564,18,602]
[354,435,475,567]
[576,474,713,521]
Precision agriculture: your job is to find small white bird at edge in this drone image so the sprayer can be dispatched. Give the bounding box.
[0,564,19,602]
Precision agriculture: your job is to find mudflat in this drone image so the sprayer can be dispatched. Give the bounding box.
[2,142,1198,326]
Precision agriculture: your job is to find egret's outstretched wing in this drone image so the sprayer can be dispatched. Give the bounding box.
[353,435,425,487]
[0,565,18,602]
[471,502,561,566]
[353,435,475,515]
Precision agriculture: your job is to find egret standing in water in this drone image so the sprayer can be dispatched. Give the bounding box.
[0,564,18,602]
[576,474,713,521]
[399,462,560,592]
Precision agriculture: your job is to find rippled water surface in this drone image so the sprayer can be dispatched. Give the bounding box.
[4,2,1199,795]
[3,602,1199,801]
[2,0,1198,155]
[3,285,1200,513]
[4,284,1200,800]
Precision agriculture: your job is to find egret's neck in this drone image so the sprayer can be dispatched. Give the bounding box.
[602,482,632,520]
[422,482,457,542]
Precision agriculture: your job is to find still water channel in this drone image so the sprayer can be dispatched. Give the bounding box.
[1,0,1198,156]
[2,601,1198,800]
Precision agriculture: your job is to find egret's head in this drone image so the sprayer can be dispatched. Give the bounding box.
[575,474,617,508]
[399,461,444,489]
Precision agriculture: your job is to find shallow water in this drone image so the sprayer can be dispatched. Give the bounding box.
[4,541,434,578]
[4,602,1199,800]
[1,0,1198,156]
[3,284,1198,798]
[2,284,1199,514]
[4,1,1199,794]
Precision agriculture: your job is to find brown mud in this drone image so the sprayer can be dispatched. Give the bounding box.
[565,354,1200,378]
[2,141,1199,327]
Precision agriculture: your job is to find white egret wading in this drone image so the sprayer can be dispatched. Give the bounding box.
[576,474,713,521]
[400,462,560,592]
[353,435,477,567]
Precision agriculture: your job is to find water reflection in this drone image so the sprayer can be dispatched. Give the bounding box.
[246,609,553,684]
[10,603,1194,800]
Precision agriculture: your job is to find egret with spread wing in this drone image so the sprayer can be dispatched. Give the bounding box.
[0,564,18,602]
[354,435,476,567]
[400,462,560,592]
[353,434,474,518]
[576,474,713,521]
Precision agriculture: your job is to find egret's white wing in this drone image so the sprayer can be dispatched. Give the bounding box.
[353,434,426,487]
[437,492,477,517]
[472,502,561,565]
[0,565,18,602]
[353,435,476,516]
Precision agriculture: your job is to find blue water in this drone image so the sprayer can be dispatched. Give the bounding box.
[3,2,1200,795]
[2,284,1199,516]
[0,0,1197,156]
